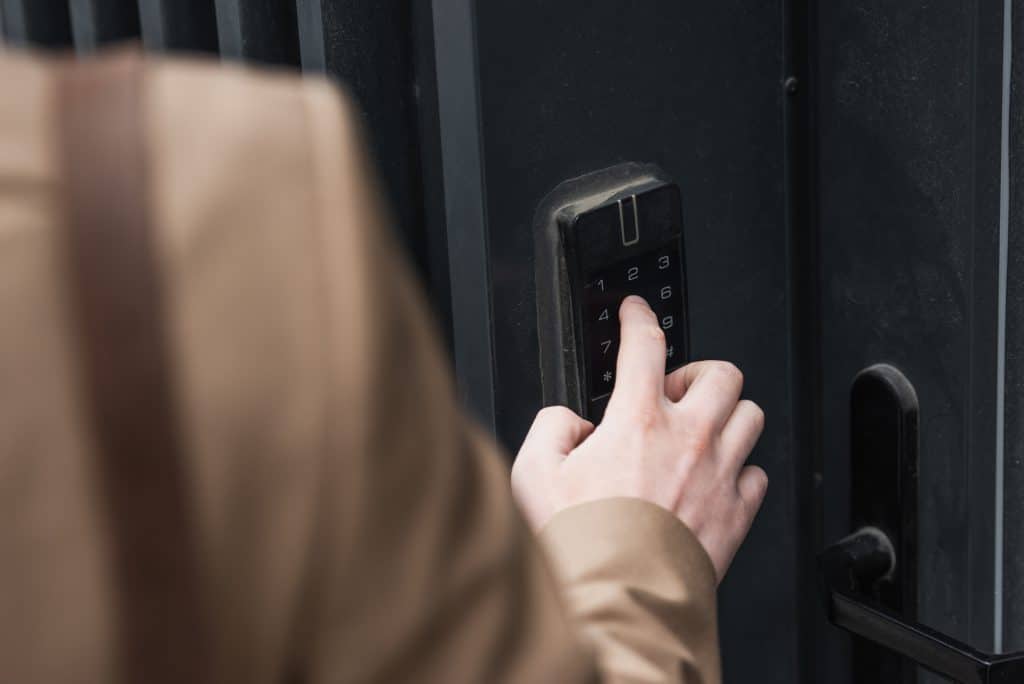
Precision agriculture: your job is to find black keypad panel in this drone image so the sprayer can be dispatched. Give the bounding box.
[581,240,686,401]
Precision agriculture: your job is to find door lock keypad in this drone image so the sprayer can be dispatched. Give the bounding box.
[535,167,687,423]
[582,240,686,400]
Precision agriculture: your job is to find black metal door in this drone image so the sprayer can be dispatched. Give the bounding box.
[815,2,1023,682]
[448,4,803,681]
[431,2,1024,681]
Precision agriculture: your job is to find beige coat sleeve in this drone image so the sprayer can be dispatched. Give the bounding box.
[0,51,720,684]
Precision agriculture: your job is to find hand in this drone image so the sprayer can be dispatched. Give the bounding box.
[512,295,768,582]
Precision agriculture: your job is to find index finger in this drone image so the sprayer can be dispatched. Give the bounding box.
[607,296,667,413]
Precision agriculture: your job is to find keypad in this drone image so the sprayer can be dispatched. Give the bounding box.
[581,240,686,401]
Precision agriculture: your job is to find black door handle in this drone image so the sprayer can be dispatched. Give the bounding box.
[819,528,1024,683]
[820,364,1024,683]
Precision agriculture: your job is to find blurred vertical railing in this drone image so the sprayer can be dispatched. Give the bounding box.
[0,0,72,47]
[0,0,448,341]
[212,0,298,66]
[138,0,217,53]
[68,0,139,53]
[295,1,430,270]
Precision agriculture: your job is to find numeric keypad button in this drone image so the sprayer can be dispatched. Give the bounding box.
[581,241,686,400]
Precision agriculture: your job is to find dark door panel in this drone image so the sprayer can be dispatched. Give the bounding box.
[1005,0,1024,656]
[816,1,1007,681]
[469,3,799,681]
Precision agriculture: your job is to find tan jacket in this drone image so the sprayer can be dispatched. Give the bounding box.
[0,50,720,683]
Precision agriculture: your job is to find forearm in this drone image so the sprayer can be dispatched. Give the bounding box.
[541,499,721,684]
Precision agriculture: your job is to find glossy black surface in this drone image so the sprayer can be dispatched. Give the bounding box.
[820,530,1024,684]
[849,365,919,683]
[580,241,686,419]
[549,181,689,422]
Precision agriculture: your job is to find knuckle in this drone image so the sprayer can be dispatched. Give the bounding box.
[739,493,758,519]
[510,458,530,485]
[753,466,769,489]
[537,405,575,424]
[618,401,661,433]
[742,467,769,505]
[748,402,766,431]
[713,361,743,383]
[747,488,767,517]
[678,400,715,433]
[681,423,714,456]
[649,325,666,344]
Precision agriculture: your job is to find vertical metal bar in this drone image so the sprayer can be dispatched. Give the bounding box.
[294,0,325,72]
[299,1,433,286]
[782,0,826,680]
[211,0,240,57]
[0,0,16,43]
[136,0,164,47]
[995,0,1013,653]
[69,0,140,54]
[3,0,26,44]
[431,0,495,429]
[213,0,299,66]
[68,0,96,51]
[410,0,454,354]
[965,0,1007,662]
[1,0,72,47]
[138,0,218,53]
[293,0,455,368]
[1002,0,1024,653]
